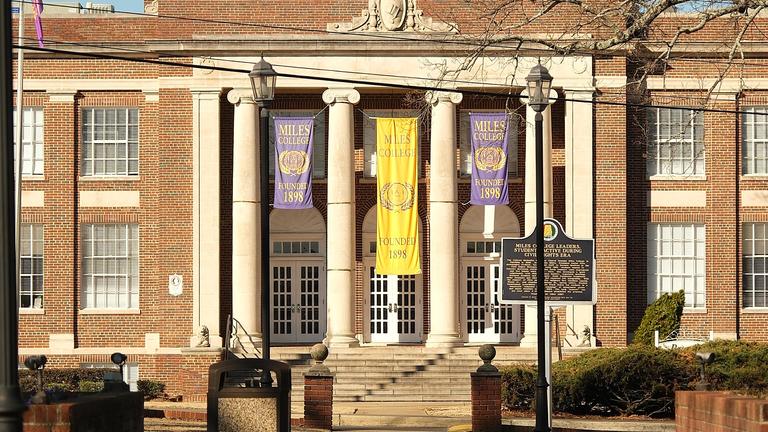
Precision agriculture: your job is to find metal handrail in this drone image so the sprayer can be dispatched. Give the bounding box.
[224,314,261,359]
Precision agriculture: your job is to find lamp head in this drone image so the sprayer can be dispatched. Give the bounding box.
[111,352,128,366]
[696,351,715,365]
[249,55,277,107]
[24,355,47,371]
[525,61,554,113]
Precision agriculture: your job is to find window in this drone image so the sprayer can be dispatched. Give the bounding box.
[81,363,139,391]
[82,224,139,309]
[20,224,43,309]
[363,110,420,177]
[743,223,768,308]
[466,241,502,254]
[272,240,320,255]
[13,107,44,175]
[268,110,326,178]
[647,108,704,176]
[82,108,139,176]
[459,111,518,177]
[742,107,768,175]
[647,223,706,308]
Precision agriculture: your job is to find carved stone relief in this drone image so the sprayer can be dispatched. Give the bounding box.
[328,0,457,33]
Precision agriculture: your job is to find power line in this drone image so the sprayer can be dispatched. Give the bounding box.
[18,0,768,69]
[13,43,767,117]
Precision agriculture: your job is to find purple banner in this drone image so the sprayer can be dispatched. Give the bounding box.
[274,117,314,209]
[470,113,510,205]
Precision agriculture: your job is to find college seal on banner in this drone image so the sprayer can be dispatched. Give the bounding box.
[278,150,310,175]
[380,182,414,212]
[474,146,507,172]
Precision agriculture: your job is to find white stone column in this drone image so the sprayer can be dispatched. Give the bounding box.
[520,89,555,348]
[564,90,595,347]
[322,88,361,348]
[425,91,463,347]
[227,89,262,345]
[191,88,223,348]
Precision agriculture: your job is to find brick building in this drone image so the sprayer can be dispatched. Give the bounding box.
[11,0,768,395]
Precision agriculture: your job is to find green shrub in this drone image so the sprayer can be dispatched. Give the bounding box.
[683,340,768,395]
[44,382,72,392]
[500,345,695,418]
[633,290,685,346]
[18,368,114,393]
[78,380,104,393]
[500,364,536,410]
[137,380,165,399]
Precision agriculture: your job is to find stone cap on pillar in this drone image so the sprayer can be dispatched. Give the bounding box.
[322,88,360,105]
[425,90,463,106]
[306,343,334,377]
[474,344,501,375]
[226,88,257,105]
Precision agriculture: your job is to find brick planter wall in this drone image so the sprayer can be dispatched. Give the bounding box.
[471,372,502,432]
[304,375,333,430]
[23,391,143,432]
[676,391,768,432]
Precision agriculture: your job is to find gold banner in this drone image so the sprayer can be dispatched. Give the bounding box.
[376,118,421,275]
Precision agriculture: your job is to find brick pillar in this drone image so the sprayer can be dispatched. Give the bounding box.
[304,343,333,430]
[471,345,501,432]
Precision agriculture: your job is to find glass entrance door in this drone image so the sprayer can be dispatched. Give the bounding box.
[366,266,421,343]
[464,262,520,343]
[271,261,326,344]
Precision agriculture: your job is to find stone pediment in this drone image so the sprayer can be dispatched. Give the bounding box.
[327,0,457,33]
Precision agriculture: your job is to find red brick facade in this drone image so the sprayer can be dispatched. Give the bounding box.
[11,0,768,395]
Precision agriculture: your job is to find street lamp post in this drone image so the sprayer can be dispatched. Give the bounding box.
[248,57,276,369]
[0,3,24,432]
[526,61,553,432]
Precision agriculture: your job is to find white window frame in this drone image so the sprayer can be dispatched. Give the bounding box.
[742,107,768,176]
[362,110,420,178]
[82,108,139,176]
[267,109,327,179]
[647,223,706,308]
[647,108,704,177]
[743,222,768,308]
[459,110,518,177]
[19,224,43,309]
[82,224,139,309]
[13,107,44,176]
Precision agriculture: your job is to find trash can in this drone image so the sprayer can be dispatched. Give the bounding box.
[207,358,292,432]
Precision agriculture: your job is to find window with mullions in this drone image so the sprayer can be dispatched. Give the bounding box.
[742,107,768,175]
[272,240,320,255]
[459,111,518,177]
[20,224,43,309]
[82,108,139,176]
[13,107,44,176]
[647,223,706,308]
[82,224,139,309]
[647,108,704,176]
[743,223,768,308]
[267,110,326,179]
[466,241,502,254]
[363,110,420,177]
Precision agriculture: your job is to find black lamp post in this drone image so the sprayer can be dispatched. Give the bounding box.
[248,57,276,370]
[526,61,553,432]
[0,3,24,431]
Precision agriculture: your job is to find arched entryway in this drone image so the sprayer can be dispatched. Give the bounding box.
[269,208,326,344]
[460,206,522,343]
[362,207,424,344]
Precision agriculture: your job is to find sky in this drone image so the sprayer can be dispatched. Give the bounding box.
[109,0,144,12]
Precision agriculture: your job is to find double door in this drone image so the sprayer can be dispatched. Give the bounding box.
[366,266,422,343]
[270,260,326,344]
[463,262,520,343]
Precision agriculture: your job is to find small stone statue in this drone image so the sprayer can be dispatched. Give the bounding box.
[578,325,592,347]
[193,325,210,348]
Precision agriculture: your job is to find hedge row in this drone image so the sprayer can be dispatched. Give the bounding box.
[501,340,768,418]
[18,368,115,393]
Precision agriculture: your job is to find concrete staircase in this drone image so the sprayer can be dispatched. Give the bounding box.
[272,345,541,404]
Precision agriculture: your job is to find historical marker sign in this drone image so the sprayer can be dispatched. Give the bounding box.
[500,219,596,305]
